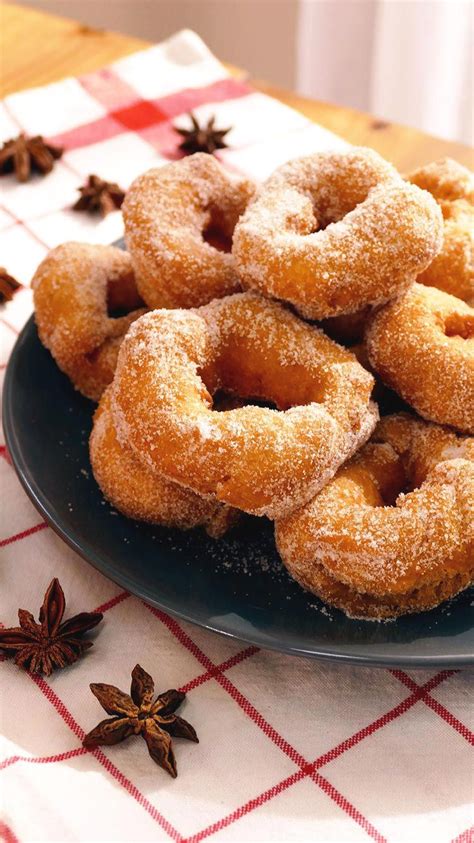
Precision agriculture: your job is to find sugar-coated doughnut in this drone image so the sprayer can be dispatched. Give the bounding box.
[123,153,255,309]
[90,388,239,537]
[407,158,473,304]
[366,283,474,433]
[407,157,474,204]
[233,147,443,320]
[33,243,146,401]
[111,292,378,519]
[275,414,474,619]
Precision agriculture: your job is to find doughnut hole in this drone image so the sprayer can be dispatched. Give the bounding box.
[338,422,459,508]
[212,390,276,411]
[203,206,234,253]
[340,443,408,508]
[84,345,103,365]
[197,295,343,410]
[203,224,233,253]
[203,191,252,254]
[307,158,389,228]
[440,200,459,221]
[444,312,474,340]
[199,338,329,411]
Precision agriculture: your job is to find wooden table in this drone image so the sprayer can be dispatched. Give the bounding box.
[2,2,473,171]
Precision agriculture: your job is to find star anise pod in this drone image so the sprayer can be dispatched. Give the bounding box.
[0,133,63,182]
[175,113,231,155]
[83,664,198,777]
[73,175,125,217]
[0,578,103,675]
[0,268,21,304]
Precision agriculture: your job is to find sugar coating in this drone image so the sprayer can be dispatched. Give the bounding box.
[33,242,146,401]
[366,283,474,433]
[275,413,474,619]
[233,147,443,320]
[111,291,378,519]
[123,153,256,310]
[406,158,473,304]
[90,388,239,536]
[407,157,474,204]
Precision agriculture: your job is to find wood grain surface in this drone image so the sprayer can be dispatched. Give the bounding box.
[1,2,473,171]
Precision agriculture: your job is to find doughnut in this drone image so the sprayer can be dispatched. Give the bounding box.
[275,414,474,619]
[123,153,255,309]
[90,388,239,537]
[33,243,146,401]
[366,283,474,433]
[111,291,378,519]
[407,158,473,304]
[233,147,443,320]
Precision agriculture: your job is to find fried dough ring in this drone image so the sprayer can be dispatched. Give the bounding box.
[111,292,378,519]
[90,389,238,537]
[123,153,255,309]
[407,158,473,304]
[33,243,146,401]
[233,147,443,319]
[366,284,474,433]
[275,414,474,619]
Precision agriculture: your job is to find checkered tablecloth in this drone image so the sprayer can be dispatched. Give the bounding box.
[0,29,473,843]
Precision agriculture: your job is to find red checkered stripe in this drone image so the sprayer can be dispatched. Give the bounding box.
[0,68,272,374]
[0,821,20,843]
[0,312,23,345]
[1,510,473,843]
[0,58,317,351]
[452,829,474,843]
[0,71,258,290]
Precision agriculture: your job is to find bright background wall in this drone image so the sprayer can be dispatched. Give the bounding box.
[14,0,474,145]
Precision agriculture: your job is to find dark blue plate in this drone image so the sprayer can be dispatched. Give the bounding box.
[3,315,473,668]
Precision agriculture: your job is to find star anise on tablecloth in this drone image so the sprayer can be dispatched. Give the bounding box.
[0,133,63,182]
[73,175,125,216]
[175,113,231,155]
[0,268,21,304]
[0,578,103,675]
[83,664,198,777]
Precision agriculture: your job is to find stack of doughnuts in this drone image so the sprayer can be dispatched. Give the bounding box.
[33,149,473,620]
